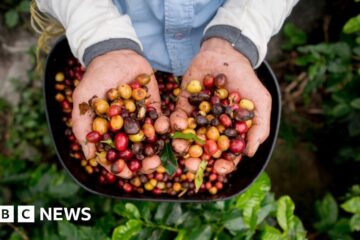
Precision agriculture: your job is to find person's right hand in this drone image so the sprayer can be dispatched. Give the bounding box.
[72,50,161,160]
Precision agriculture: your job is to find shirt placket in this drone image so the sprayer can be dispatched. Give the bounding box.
[164,0,194,75]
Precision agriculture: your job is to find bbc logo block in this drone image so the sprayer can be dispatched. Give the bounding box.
[18,206,35,223]
[0,206,14,223]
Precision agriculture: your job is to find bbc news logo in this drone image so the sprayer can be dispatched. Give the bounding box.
[0,206,91,223]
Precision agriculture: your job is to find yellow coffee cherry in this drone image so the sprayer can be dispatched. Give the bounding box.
[124,100,136,112]
[89,158,98,167]
[118,84,132,99]
[217,135,230,151]
[173,88,181,96]
[129,130,145,142]
[85,165,93,174]
[173,182,182,192]
[92,117,108,135]
[188,117,197,129]
[132,88,147,101]
[110,115,124,131]
[199,101,211,113]
[246,119,253,128]
[144,182,154,191]
[149,179,157,187]
[206,114,215,122]
[186,80,202,93]
[81,160,87,167]
[55,72,65,82]
[206,126,220,141]
[215,88,228,100]
[239,99,255,111]
[197,127,207,135]
[212,149,222,158]
[182,128,196,135]
[92,98,109,115]
[156,165,166,173]
[217,124,225,133]
[189,145,203,158]
[186,172,195,181]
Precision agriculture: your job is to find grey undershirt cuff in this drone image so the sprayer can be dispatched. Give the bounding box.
[83,38,143,66]
[202,25,259,67]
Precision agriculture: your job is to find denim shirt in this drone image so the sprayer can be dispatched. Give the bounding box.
[113,0,224,76]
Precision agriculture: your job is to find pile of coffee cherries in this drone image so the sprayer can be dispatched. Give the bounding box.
[54,57,256,197]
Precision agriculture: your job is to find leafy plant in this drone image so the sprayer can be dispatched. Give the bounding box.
[111,173,306,240]
[2,0,30,28]
[314,186,360,239]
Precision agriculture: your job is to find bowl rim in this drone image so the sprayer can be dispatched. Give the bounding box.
[43,36,281,202]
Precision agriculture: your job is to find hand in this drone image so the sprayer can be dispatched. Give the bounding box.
[72,50,161,160]
[173,38,272,157]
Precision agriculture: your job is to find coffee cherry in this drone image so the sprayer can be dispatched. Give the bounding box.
[86,131,102,143]
[55,72,65,82]
[186,80,202,93]
[228,91,241,104]
[219,114,232,127]
[235,121,249,134]
[107,104,121,117]
[92,117,108,135]
[92,98,109,115]
[206,126,220,141]
[129,131,145,142]
[196,115,208,126]
[199,101,211,113]
[217,135,230,151]
[128,159,142,172]
[123,118,140,135]
[106,88,119,101]
[106,149,118,162]
[123,183,133,193]
[144,144,155,156]
[239,99,255,111]
[188,145,203,158]
[111,159,125,174]
[132,88,147,101]
[230,139,245,153]
[143,123,156,139]
[203,74,215,89]
[136,73,151,86]
[224,128,237,138]
[118,149,133,160]
[110,115,124,131]
[235,109,255,121]
[118,84,132,99]
[114,133,129,151]
[215,88,229,100]
[204,140,218,155]
[214,73,227,88]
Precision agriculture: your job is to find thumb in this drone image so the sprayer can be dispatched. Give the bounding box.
[72,92,96,160]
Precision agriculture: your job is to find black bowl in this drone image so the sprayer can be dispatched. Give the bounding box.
[44,38,281,202]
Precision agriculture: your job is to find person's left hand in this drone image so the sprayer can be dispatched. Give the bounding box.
[172,38,272,157]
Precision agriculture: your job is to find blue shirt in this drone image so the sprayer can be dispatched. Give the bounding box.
[113,0,224,76]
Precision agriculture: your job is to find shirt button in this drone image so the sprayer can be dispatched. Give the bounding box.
[174,32,184,40]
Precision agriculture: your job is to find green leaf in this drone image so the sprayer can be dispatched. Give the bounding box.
[160,143,178,175]
[58,221,79,240]
[350,214,360,231]
[343,14,360,34]
[331,103,351,118]
[175,229,187,240]
[195,160,207,192]
[223,209,246,234]
[350,98,360,110]
[112,219,142,240]
[314,193,338,231]
[276,196,295,232]
[341,197,360,213]
[260,226,285,240]
[171,132,205,145]
[17,1,30,12]
[113,203,141,219]
[282,23,307,50]
[188,225,212,240]
[5,10,19,28]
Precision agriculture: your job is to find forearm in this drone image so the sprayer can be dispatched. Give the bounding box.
[203,0,299,68]
[36,0,142,66]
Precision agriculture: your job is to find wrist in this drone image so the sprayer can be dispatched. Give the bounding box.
[201,38,251,65]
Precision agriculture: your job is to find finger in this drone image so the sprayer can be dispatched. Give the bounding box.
[244,96,271,157]
[72,91,96,159]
